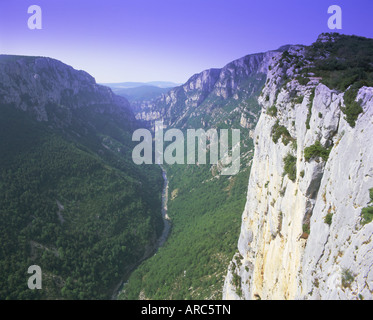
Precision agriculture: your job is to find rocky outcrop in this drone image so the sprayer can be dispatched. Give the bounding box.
[0,55,132,123]
[132,50,286,130]
[223,44,373,300]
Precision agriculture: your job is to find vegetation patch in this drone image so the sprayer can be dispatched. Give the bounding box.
[304,141,332,162]
[267,105,277,117]
[341,269,355,289]
[283,153,297,182]
[341,84,363,128]
[231,271,243,297]
[305,88,316,130]
[324,212,333,225]
[305,33,373,92]
[294,95,304,104]
[271,121,294,146]
[301,223,310,239]
[361,188,373,225]
[297,75,310,86]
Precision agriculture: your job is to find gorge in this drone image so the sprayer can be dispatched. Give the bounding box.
[120,33,373,300]
[0,32,372,300]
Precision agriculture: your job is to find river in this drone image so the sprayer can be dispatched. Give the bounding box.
[158,166,172,248]
[112,165,171,299]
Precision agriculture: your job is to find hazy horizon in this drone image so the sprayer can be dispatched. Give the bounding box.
[1,0,372,83]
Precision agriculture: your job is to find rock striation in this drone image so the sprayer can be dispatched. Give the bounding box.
[131,49,288,130]
[223,42,373,300]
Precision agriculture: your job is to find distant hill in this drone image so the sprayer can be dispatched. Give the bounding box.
[146,81,182,88]
[108,85,172,102]
[102,81,180,102]
[102,81,181,89]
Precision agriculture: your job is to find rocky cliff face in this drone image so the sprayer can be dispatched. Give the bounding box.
[132,49,288,130]
[0,55,164,300]
[223,39,373,300]
[0,55,133,124]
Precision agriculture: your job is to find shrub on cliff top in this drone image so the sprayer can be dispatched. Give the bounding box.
[306,34,373,92]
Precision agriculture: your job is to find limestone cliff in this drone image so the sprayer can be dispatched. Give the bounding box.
[131,49,288,130]
[223,37,373,300]
[0,55,133,124]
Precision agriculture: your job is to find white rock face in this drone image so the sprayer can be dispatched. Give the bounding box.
[299,87,373,300]
[130,51,280,128]
[223,49,373,300]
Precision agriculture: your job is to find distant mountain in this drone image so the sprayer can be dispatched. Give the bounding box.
[0,55,164,299]
[146,81,182,88]
[103,81,180,104]
[102,82,146,89]
[102,81,181,89]
[106,85,172,103]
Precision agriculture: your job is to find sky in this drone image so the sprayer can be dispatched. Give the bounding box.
[0,0,372,83]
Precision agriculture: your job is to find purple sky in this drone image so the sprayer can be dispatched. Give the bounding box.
[0,0,372,83]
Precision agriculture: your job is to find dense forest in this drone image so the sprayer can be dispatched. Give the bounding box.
[120,147,252,299]
[0,101,164,299]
